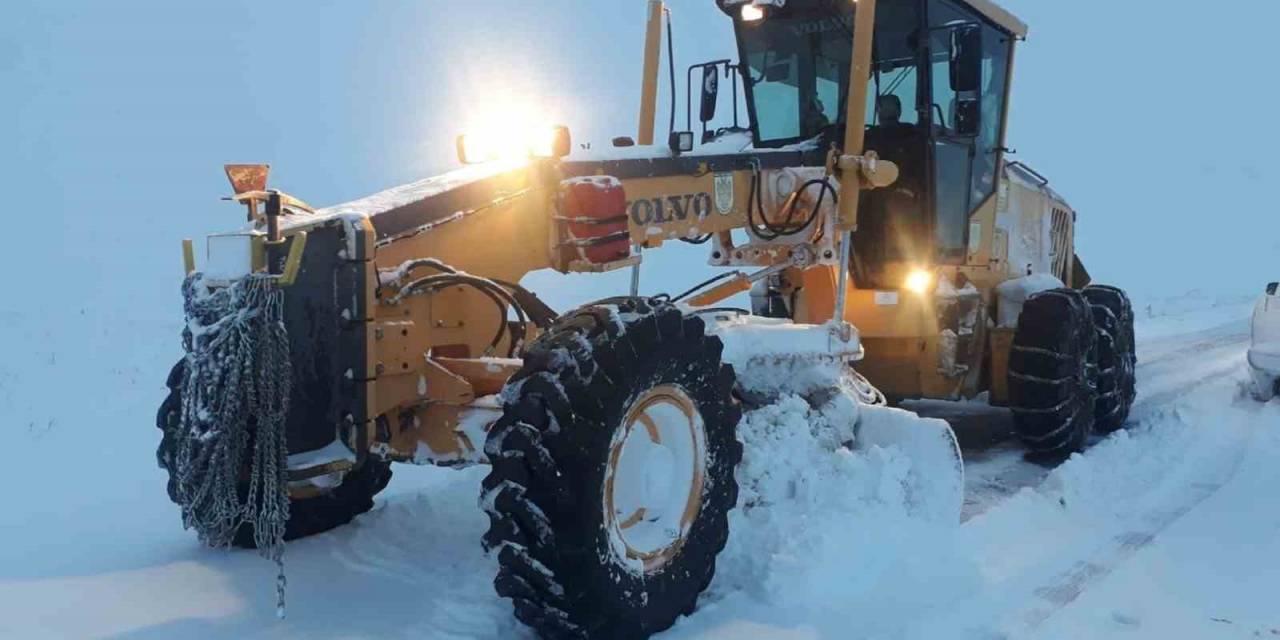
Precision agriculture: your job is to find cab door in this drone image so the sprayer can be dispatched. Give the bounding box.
[927,0,1012,265]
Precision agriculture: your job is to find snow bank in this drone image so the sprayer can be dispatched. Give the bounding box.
[669,357,967,636]
[705,393,969,628]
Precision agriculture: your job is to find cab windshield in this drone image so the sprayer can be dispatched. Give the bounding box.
[737,1,854,147]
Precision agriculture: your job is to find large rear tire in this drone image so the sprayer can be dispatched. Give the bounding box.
[481,299,742,639]
[156,362,392,548]
[1083,285,1136,432]
[1008,288,1098,457]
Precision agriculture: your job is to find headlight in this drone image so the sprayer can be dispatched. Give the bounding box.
[456,125,571,165]
[904,268,934,295]
[205,232,260,282]
[741,4,765,21]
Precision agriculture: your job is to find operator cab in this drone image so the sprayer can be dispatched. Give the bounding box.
[716,0,1019,289]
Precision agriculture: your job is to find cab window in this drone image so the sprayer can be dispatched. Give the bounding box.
[970,25,1010,207]
[739,4,855,146]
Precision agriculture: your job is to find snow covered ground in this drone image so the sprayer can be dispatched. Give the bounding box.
[0,291,1273,639]
[6,1,1279,638]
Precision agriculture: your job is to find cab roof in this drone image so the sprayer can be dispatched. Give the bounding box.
[965,0,1028,38]
[716,0,1029,38]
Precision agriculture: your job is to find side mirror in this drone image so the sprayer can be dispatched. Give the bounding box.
[699,65,720,123]
[950,24,983,136]
[950,24,982,93]
[1267,282,1278,296]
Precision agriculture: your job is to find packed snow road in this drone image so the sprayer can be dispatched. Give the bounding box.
[956,300,1255,522]
[0,293,1273,639]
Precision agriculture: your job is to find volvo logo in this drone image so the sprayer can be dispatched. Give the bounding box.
[629,193,713,226]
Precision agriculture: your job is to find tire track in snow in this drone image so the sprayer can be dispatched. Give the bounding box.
[962,443,1048,521]
[992,329,1255,636]
[961,318,1249,521]
[1137,319,1248,363]
[1006,434,1250,638]
[1013,480,1235,634]
[1129,322,1249,422]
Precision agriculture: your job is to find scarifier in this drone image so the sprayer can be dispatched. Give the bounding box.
[156,0,1133,637]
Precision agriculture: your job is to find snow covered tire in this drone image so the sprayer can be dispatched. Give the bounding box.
[155,361,392,548]
[481,299,742,639]
[1083,285,1136,432]
[1008,288,1098,456]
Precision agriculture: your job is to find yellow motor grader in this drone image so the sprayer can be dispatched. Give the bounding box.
[158,0,1134,637]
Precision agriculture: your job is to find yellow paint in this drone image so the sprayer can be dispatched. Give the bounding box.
[637,1,664,145]
[182,239,195,276]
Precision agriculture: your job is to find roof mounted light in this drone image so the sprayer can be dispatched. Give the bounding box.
[456,125,572,165]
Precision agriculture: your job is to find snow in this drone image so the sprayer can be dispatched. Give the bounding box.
[287,441,357,491]
[705,314,864,395]
[565,131,819,163]
[3,291,1274,639]
[915,384,1279,639]
[694,394,965,633]
[7,2,1280,636]
[306,160,526,224]
[994,273,1065,328]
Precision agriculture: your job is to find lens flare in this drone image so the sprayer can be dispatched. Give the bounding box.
[457,102,561,164]
[904,269,934,295]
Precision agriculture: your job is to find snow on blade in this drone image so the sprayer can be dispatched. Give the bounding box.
[681,370,970,637]
[705,314,864,398]
[667,314,968,634]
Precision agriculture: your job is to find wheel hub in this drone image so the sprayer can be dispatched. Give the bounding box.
[603,385,707,573]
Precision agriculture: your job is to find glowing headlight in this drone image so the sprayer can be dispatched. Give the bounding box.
[456,125,571,165]
[904,268,934,295]
[741,4,765,21]
[527,124,573,158]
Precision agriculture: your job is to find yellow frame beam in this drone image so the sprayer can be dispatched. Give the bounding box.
[637,1,664,145]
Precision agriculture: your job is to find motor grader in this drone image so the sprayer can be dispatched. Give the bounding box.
[158,0,1134,637]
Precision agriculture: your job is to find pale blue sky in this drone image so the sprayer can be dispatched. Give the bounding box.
[2,0,1276,317]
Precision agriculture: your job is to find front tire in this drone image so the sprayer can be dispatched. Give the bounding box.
[1008,288,1098,457]
[156,362,392,548]
[481,299,742,639]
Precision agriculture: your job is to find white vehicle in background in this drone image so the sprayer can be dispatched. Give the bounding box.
[1249,282,1280,401]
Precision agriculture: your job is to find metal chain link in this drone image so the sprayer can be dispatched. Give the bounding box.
[176,273,292,616]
